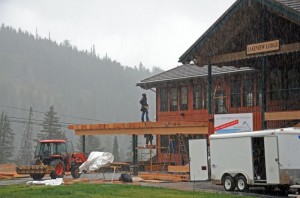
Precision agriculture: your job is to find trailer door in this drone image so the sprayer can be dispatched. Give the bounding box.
[264,136,280,184]
[189,139,208,181]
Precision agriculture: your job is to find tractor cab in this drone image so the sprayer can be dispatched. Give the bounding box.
[35,140,72,162]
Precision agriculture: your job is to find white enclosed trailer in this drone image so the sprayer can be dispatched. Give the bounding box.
[209,127,300,192]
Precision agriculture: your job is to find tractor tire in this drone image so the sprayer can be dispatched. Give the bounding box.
[71,165,81,179]
[50,159,65,179]
[30,161,45,180]
[30,173,45,180]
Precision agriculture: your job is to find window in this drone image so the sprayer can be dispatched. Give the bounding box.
[204,86,208,109]
[288,68,300,99]
[270,68,282,100]
[160,88,168,112]
[193,85,202,110]
[180,87,188,110]
[170,88,178,111]
[160,135,168,153]
[231,80,241,107]
[215,90,226,113]
[243,79,254,107]
[256,80,262,106]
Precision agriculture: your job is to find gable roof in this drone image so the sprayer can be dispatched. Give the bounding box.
[137,64,255,88]
[178,0,300,64]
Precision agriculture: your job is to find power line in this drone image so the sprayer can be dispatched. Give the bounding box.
[0,104,113,123]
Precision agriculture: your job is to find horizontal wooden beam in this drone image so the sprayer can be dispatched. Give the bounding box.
[69,121,208,136]
[265,111,300,121]
[206,42,300,65]
[74,126,208,136]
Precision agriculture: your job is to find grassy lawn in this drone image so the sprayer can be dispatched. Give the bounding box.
[0,183,254,198]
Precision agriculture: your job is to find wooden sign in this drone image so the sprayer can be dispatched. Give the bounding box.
[247,40,280,55]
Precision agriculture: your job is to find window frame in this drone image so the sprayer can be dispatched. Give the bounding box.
[180,86,188,111]
[193,85,202,110]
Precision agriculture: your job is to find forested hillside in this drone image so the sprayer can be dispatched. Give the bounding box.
[0,24,163,161]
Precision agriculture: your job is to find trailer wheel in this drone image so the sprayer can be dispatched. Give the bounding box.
[236,175,248,192]
[50,159,65,179]
[223,175,236,191]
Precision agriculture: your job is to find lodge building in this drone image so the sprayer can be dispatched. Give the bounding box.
[137,0,300,164]
[69,0,300,167]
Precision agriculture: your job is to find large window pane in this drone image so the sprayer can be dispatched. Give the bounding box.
[231,80,241,107]
[160,88,168,112]
[243,79,254,107]
[193,85,202,110]
[288,68,300,99]
[256,80,262,106]
[270,68,282,100]
[215,90,226,113]
[170,88,178,111]
[180,87,188,111]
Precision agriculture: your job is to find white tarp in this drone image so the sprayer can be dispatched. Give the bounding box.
[27,178,64,186]
[79,151,114,172]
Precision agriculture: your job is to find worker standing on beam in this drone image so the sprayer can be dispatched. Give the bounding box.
[140,93,153,147]
[140,93,149,122]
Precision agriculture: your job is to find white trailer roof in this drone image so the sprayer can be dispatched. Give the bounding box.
[210,127,300,140]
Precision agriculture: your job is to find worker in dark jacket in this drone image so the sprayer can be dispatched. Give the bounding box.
[140,93,153,146]
[140,93,149,122]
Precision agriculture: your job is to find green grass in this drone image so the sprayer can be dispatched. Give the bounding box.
[0,183,253,198]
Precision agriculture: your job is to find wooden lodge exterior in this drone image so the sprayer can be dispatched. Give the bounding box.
[137,0,300,164]
[69,0,300,167]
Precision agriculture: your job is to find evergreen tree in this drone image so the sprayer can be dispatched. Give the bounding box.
[76,135,104,154]
[16,107,34,165]
[0,111,15,163]
[112,136,120,162]
[37,105,66,140]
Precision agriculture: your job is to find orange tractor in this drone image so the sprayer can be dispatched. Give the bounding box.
[16,140,87,180]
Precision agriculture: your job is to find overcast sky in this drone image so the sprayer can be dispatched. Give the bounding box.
[0,0,236,70]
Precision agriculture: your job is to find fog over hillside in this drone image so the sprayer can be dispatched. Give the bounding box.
[0,24,163,161]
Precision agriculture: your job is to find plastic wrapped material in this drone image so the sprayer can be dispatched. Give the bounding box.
[79,152,114,172]
[27,178,63,186]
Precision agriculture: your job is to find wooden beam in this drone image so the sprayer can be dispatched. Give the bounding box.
[265,111,300,121]
[139,172,189,182]
[69,121,208,136]
[167,165,190,173]
[74,126,208,136]
[206,42,300,65]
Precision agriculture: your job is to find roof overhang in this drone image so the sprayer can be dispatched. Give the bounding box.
[179,0,300,65]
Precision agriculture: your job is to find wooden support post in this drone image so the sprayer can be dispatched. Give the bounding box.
[132,134,138,165]
[82,135,86,154]
[150,143,152,173]
[207,61,213,136]
[208,62,212,115]
[261,57,266,130]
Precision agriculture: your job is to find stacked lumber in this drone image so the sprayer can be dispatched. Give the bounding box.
[139,172,189,182]
[0,172,15,179]
[0,164,16,172]
[0,164,16,179]
[0,164,30,179]
[167,165,190,173]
